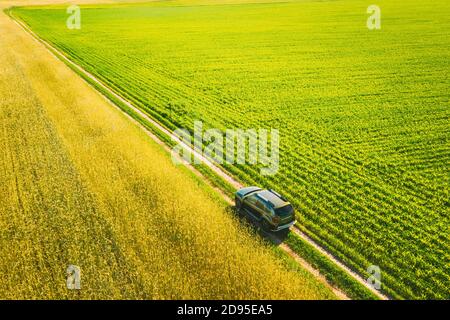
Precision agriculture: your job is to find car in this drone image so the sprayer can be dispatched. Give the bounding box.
[235,187,296,232]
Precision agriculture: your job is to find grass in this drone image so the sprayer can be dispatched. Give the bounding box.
[284,233,379,300]
[0,7,337,299]
[9,0,450,299]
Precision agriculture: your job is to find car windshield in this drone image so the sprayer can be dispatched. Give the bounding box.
[275,204,294,217]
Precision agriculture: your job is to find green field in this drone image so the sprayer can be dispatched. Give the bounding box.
[0,2,340,298]
[11,0,449,299]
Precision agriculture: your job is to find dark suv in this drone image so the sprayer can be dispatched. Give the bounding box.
[235,187,296,232]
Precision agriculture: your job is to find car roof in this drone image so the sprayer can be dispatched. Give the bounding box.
[236,186,262,198]
[256,190,289,209]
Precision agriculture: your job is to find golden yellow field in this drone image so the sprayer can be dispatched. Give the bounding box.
[0,1,337,299]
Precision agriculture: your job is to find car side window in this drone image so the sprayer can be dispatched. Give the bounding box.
[263,205,272,215]
[246,194,258,206]
[255,200,265,211]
